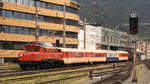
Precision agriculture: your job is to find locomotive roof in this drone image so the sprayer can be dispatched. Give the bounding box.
[26,41,54,48]
[116,51,128,53]
[58,48,107,53]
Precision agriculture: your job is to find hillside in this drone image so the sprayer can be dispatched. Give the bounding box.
[75,0,150,39]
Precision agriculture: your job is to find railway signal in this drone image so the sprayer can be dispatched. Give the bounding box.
[129,13,138,83]
[129,13,138,34]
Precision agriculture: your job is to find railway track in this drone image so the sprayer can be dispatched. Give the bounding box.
[37,63,133,84]
[93,63,133,84]
[0,62,131,84]
[0,69,20,74]
[92,60,144,84]
[0,62,130,78]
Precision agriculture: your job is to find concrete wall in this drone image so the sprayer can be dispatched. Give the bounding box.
[85,25,96,49]
[78,29,84,49]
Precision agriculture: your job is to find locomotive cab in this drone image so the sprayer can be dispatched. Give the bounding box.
[19,42,47,62]
[18,41,63,70]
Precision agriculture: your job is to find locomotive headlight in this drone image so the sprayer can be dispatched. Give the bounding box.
[20,54,23,57]
[36,55,41,58]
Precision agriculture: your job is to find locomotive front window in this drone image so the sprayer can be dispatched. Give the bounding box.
[34,47,39,52]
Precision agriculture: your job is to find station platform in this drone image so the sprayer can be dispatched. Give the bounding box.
[123,64,150,84]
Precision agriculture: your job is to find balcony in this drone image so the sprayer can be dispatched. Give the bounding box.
[70,1,80,10]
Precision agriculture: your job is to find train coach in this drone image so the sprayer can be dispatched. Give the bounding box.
[18,41,129,70]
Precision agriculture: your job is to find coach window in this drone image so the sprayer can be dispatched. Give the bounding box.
[74,52,76,56]
[93,53,96,57]
[70,52,72,57]
[82,53,84,56]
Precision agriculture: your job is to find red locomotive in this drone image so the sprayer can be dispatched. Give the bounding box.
[18,41,129,70]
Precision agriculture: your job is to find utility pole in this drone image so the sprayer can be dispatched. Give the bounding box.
[132,39,137,82]
[63,3,66,48]
[129,13,138,83]
[83,18,86,49]
[35,0,39,41]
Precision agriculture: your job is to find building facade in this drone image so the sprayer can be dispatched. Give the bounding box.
[95,26,102,49]
[0,0,80,62]
[139,40,150,59]
[146,42,150,59]
[100,27,133,50]
[78,24,134,50]
[85,25,96,49]
[78,29,84,49]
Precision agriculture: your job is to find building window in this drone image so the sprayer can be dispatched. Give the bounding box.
[26,13,32,20]
[17,0,22,5]
[0,41,26,50]
[0,10,2,16]
[0,25,78,38]
[30,0,35,6]
[6,11,12,18]
[0,25,3,33]
[41,2,46,8]
[3,0,78,14]
[3,26,10,33]
[37,1,41,8]
[2,10,6,17]
[17,27,23,34]
[39,16,44,22]
[0,10,78,27]
[10,0,16,3]
[10,26,16,34]
[24,28,29,35]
